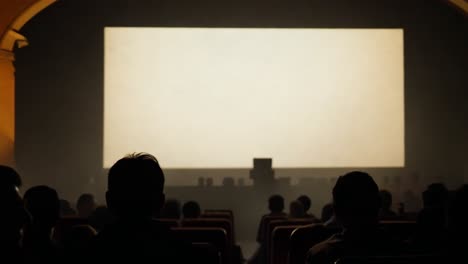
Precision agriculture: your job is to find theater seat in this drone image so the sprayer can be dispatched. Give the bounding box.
[182,218,234,246]
[202,211,235,242]
[266,219,316,264]
[270,225,299,264]
[257,215,288,244]
[172,227,228,264]
[289,224,341,264]
[192,242,222,264]
[336,255,445,264]
[157,218,180,228]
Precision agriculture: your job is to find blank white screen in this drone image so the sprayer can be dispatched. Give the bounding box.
[104,27,404,168]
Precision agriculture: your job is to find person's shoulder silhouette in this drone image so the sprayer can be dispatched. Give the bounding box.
[91,153,192,263]
[447,185,468,261]
[76,193,96,218]
[307,171,402,264]
[379,190,398,220]
[0,165,28,262]
[289,200,305,218]
[23,185,61,264]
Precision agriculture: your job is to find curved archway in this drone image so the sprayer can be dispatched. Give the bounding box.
[0,0,56,166]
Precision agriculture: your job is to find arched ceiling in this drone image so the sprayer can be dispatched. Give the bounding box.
[0,0,466,51]
[0,0,56,51]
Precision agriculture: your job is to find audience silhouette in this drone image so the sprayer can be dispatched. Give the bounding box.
[306,171,402,264]
[182,200,201,218]
[23,185,61,264]
[250,195,287,264]
[88,206,114,232]
[161,199,182,219]
[90,153,192,262]
[59,199,77,217]
[297,195,318,220]
[0,166,28,262]
[2,160,467,264]
[409,183,449,253]
[447,185,468,261]
[76,194,96,218]
[320,203,339,227]
[379,190,398,220]
[289,200,306,218]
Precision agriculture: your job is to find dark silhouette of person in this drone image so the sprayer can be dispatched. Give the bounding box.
[59,199,77,217]
[256,194,286,242]
[90,153,192,262]
[379,190,398,220]
[160,199,182,219]
[447,185,468,261]
[88,206,115,232]
[297,195,318,220]
[321,203,338,226]
[182,201,201,219]
[62,225,97,264]
[409,183,449,253]
[289,200,306,218]
[0,165,22,187]
[0,165,28,262]
[249,195,287,264]
[76,193,96,218]
[306,171,402,264]
[22,185,61,264]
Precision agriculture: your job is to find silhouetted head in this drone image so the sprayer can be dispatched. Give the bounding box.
[289,200,305,218]
[182,201,201,218]
[333,171,381,228]
[60,199,77,216]
[268,195,284,213]
[161,199,181,219]
[0,166,27,244]
[0,165,22,187]
[297,195,312,212]
[321,203,334,222]
[106,153,165,220]
[380,190,393,211]
[77,193,96,218]
[24,185,60,230]
[422,183,448,208]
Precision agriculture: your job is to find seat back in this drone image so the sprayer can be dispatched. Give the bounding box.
[257,215,288,244]
[172,227,228,264]
[289,224,341,264]
[266,219,316,264]
[202,211,235,242]
[336,255,445,264]
[270,225,298,264]
[191,242,222,264]
[182,218,233,246]
[157,218,180,228]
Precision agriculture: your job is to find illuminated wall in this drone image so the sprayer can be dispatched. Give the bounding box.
[0,50,15,166]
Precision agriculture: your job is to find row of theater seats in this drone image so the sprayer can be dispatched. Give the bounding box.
[53,211,424,264]
[54,209,236,264]
[259,214,418,264]
[161,210,236,264]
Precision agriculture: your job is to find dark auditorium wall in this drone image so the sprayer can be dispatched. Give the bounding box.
[15,0,467,208]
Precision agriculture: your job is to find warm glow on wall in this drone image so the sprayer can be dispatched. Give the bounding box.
[0,50,15,166]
